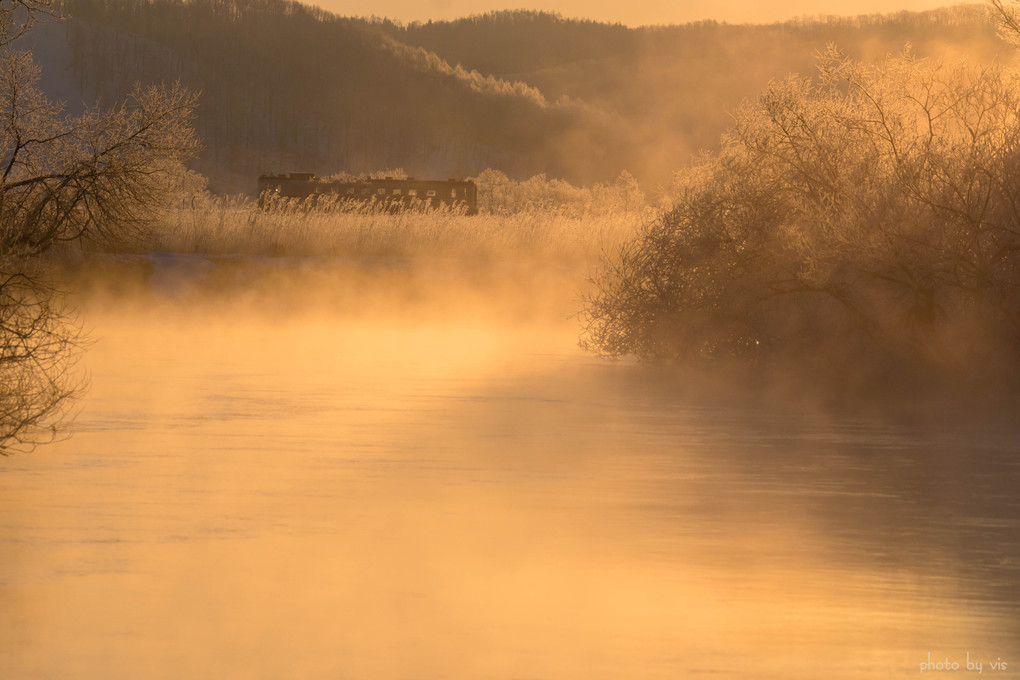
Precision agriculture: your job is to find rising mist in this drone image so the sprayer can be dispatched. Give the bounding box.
[3,1,1020,679]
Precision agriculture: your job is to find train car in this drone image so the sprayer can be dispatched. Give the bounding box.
[257,173,478,215]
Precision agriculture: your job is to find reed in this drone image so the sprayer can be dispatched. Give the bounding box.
[141,194,648,266]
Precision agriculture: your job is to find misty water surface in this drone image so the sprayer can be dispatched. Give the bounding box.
[1,255,1018,679]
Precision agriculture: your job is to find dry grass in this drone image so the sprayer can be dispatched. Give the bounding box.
[138,195,648,267]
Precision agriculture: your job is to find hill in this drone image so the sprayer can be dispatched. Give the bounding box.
[26,0,1014,194]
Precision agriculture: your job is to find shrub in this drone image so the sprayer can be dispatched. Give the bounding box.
[473,168,646,217]
[581,47,1020,384]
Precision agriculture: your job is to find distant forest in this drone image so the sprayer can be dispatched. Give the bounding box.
[32,0,1012,194]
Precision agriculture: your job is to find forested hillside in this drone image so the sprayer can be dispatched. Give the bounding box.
[383,7,1009,188]
[32,0,1012,194]
[49,0,629,193]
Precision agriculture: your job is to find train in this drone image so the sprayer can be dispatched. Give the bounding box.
[257,173,478,215]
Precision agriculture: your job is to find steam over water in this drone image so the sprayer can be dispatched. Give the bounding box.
[1,255,1018,679]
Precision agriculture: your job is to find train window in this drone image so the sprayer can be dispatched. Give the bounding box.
[393,189,402,196]
[451,189,457,198]
[346,188,355,194]
[426,190,437,197]
[377,188,386,195]
[408,189,417,196]
[360,188,369,195]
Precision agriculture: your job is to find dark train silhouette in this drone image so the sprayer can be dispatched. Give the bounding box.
[257,173,478,215]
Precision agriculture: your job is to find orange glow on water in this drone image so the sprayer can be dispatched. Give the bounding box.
[2,269,1016,678]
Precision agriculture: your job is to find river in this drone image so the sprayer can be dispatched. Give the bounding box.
[1,254,1018,678]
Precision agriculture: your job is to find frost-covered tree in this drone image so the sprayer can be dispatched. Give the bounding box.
[0,0,200,454]
[581,47,1020,384]
[990,0,1020,46]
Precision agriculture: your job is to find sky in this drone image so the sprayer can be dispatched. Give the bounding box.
[308,0,964,27]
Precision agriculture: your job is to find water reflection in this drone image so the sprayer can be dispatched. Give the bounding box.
[1,259,1018,679]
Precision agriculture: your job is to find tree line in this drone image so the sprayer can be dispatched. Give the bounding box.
[34,0,1013,194]
[58,0,629,193]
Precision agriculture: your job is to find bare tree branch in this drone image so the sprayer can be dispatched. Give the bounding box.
[0,9,200,454]
[0,0,55,49]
